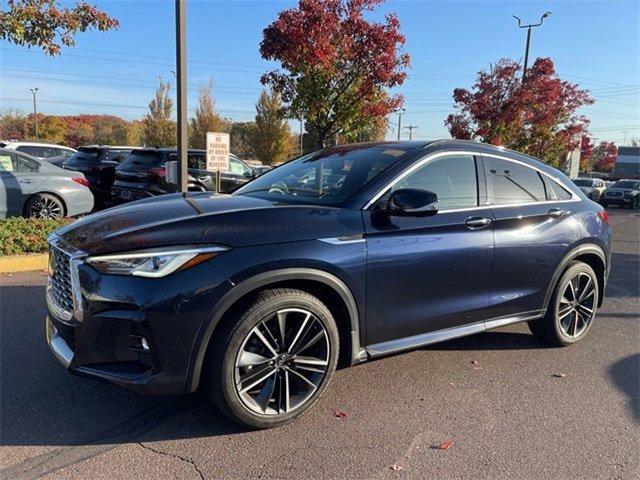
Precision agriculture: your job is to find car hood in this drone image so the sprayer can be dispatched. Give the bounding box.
[54,192,363,255]
[605,188,637,194]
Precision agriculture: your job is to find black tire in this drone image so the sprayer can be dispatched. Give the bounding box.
[206,288,339,429]
[528,261,599,347]
[24,193,65,219]
[633,196,640,210]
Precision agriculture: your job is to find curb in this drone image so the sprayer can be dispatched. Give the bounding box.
[0,253,48,274]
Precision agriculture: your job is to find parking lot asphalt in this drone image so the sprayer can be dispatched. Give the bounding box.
[1,208,638,480]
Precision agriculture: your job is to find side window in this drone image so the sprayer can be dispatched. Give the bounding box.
[229,158,250,176]
[544,177,572,200]
[16,145,39,156]
[14,155,39,173]
[486,157,546,205]
[389,154,478,210]
[187,153,206,169]
[0,154,14,172]
[39,146,59,158]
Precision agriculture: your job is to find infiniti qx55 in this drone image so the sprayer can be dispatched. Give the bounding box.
[45,140,611,428]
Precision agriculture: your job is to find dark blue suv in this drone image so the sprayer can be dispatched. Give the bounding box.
[45,140,611,428]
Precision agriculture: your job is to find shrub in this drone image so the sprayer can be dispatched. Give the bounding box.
[0,217,70,256]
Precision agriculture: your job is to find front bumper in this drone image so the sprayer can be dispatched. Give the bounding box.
[602,195,633,205]
[45,247,233,395]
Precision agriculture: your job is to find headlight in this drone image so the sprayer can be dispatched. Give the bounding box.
[87,246,228,277]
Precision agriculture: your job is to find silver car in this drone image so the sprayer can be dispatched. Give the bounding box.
[0,148,94,219]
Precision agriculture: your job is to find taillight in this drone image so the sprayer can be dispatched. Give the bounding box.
[597,210,610,225]
[72,177,90,187]
[148,167,166,178]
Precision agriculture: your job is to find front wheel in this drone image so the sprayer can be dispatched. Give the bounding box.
[206,288,339,429]
[528,261,599,347]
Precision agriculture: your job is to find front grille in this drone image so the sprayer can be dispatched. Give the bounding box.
[606,191,622,197]
[50,246,73,314]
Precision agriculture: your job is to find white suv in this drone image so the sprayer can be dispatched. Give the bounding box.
[2,142,76,160]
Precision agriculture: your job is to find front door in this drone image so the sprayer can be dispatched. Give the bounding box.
[364,154,494,347]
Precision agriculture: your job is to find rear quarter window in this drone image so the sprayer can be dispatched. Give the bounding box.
[544,177,573,200]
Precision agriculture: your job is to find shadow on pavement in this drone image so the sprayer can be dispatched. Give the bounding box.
[607,252,640,299]
[0,285,245,448]
[608,353,640,424]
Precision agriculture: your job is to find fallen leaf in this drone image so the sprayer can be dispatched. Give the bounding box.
[390,464,404,471]
[552,373,567,378]
[332,410,347,418]
[436,440,454,450]
[471,360,479,365]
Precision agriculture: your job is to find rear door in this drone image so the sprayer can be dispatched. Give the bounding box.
[364,153,495,348]
[0,153,42,216]
[482,154,578,319]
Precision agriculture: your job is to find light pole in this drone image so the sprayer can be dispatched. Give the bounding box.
[175,0,188,193]
[223,117,233,134]
[395,108,405,141]
[299,117,304,155]
[403,125,418,140]
[513,11,551,82]
[30,88,39,141]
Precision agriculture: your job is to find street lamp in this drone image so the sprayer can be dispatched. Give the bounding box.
[513,11,551,82]
[175,0,188,193]
[30,88,39,141]
[395,108,406,141]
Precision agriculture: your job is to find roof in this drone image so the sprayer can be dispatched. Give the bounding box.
[3,141,76,149]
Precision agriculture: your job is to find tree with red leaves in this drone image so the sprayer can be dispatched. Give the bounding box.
[580,134,595,172]
[0,0,118,56]
[592,141,618,172]
[445,58,593,167]
[260,0,410,149]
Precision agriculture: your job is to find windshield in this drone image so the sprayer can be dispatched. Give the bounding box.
[612,180,640,189]
[233,145,410,205]
[573,179,593,187]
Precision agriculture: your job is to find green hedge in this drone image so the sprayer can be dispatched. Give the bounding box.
[0,217,71,256]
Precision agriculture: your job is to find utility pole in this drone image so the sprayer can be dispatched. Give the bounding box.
[395,108,405,141]
[224,117,233,134]
[299,117,304,155]
[623,130,628,145]
[513,11,551,82]
[175,0,188,193]
[404,125,418,140]
[30,88,39,141]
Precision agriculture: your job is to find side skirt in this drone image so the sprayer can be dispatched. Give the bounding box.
[366,310,543,358]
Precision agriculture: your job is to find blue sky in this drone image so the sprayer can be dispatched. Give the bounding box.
[1,0,639,144]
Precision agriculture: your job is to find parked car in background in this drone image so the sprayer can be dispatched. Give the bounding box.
[45,140,610,429]
[252,165,274,176]
[573,178,606,201]
[2,142,76,160]
[600,179,640,209]
[45,155,73,167]
[111,148,256,202]
[0,148,93,219]
[62,146,135,204]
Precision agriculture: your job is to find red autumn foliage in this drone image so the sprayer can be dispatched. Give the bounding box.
[445,58,594,167]
[580,134,594,171]
[592,141,618,172]
[260,0,410,148]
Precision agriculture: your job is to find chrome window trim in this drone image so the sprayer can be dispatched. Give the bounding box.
[86,245,228,262]
[362,150,580,211]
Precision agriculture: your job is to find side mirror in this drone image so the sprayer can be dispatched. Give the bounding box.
[245,170,256,178]
[387,188,439,217]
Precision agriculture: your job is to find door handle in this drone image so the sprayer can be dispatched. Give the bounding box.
[19,179,32,184]
[465,216,492,229]
[548,208,570,218]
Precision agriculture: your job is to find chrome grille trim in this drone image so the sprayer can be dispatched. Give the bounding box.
[47,234,86,325]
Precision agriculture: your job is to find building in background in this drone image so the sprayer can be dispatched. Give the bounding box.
[612,147,640,179]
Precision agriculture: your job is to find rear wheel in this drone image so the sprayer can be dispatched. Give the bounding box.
[24,193,65,219]
[528,261,599,347]
[633,196,640,210]
[206,288,339,429]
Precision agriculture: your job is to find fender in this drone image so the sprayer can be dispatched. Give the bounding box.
[186,267,365,392]
[541,243,607,313]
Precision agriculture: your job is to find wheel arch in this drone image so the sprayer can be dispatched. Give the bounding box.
[186,268,365,393]
[543,243,608,312]
[22,191,67,218]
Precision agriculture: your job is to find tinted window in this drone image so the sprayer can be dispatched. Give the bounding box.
[486,157,546,205]
[187,152,206,170]
[16,145,39,156]
[235,145,409,205]
[229,157,251,176]
[39,146,61,158]
[544,177,572,200]
[573,179,593,187]
[389,154,478,210]
[612,180,640,189]
[104,149,132,162]
[120,151,165,171]
[14,154,39,172]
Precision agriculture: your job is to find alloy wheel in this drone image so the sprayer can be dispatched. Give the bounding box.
[557,272,596,338]
[29,197,63,219]
[234,308,330,415]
